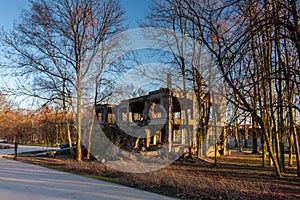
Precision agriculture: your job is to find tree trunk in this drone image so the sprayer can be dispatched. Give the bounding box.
[252,117,259,154]
[261,129,267,167]
[268,126,273,167]
[288,132,294,166]
[77,76,82,161]
[197,129,203,157]
[290,107,300,177]
[66,119,73,156]
[274,18,285,172]
[244,120,248,148]
[256,114,282,177]
[87,106,96,160]
[234,118,238,148]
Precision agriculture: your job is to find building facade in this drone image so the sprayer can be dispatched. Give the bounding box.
[96,88,226,157]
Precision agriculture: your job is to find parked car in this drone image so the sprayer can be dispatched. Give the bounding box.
[0,139,8,143]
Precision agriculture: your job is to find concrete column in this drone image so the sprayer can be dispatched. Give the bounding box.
[145,129,151,148]
[129,112,132,122]
[153,133,157,145]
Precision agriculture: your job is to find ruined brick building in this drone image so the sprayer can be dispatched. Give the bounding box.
[96,88,226,157]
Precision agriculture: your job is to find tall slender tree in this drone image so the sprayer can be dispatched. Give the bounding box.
[168,0,300,177]
[0,0,125,160]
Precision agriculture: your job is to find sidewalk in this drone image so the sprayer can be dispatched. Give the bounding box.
[0,144,57,157]
[0,148,175,200]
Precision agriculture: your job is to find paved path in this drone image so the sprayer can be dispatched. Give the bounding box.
[0,144,58,156]
[0,146,175,200]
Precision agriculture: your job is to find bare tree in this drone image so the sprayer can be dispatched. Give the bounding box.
[0,93,10,114]
[0,0,125,161]
[182,0,300,177]
[143,0,300,177]
[145,0,215,159]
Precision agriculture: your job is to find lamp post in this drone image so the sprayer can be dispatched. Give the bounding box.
[14,137,18,160]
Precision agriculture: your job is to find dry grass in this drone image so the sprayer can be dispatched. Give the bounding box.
[120,160,299,199]
[11,150,300,200]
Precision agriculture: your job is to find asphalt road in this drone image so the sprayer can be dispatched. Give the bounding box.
[0,145,175,200]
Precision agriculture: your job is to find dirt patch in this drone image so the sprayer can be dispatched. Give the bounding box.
[9,150,300,200]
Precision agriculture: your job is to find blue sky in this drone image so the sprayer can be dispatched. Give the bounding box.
[121,0,150,28]
[0,0,150,29]
[0,0,153,109]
